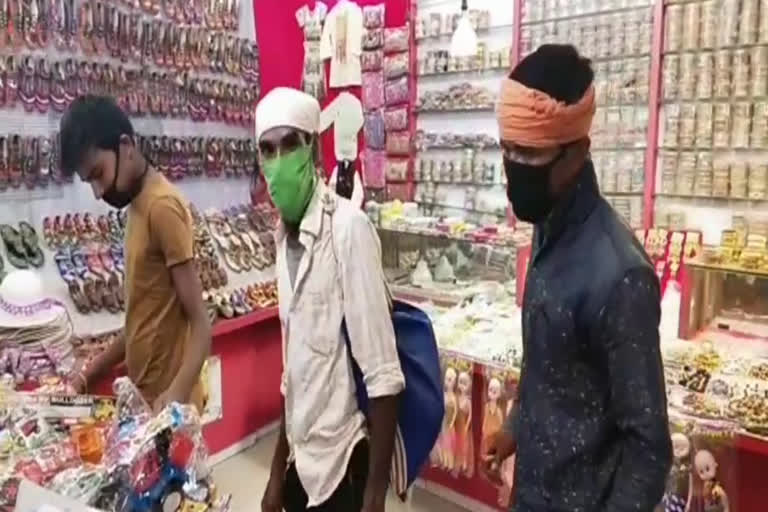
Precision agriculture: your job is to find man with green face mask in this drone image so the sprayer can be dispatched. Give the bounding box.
[256,88,405,512]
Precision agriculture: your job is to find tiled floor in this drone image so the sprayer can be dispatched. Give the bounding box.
[212,432,471,512]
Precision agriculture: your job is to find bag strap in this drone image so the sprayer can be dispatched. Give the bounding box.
[321,191,393,307]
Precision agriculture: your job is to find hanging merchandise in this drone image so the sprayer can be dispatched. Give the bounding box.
[296,1,329,101]
[320,0,364,88]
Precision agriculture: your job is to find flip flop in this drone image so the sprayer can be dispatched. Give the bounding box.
[54,249,77,283]
[18,221,44,268]
[0,224,29,269]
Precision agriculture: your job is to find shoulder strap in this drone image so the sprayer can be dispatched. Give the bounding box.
[321,191,392,307]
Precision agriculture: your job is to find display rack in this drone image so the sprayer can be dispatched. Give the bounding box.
[411,0,513,226]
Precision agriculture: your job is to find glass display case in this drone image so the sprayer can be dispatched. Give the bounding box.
[680,261,768,340]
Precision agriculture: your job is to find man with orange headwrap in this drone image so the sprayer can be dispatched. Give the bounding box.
[482,45,671,511]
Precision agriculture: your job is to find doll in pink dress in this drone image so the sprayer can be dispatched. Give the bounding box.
[498,398,516,507]
[432,366,457,471]
[454,369,474,478]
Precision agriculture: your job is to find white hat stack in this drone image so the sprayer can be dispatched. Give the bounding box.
[0,270,75,383]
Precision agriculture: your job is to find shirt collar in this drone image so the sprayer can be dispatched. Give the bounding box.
[535,160,600,251]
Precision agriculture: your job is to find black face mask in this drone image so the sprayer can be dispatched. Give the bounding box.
[102,148,148,209]
[503,151,564,224]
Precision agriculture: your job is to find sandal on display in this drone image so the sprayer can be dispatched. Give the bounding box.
[0,224,29,269]
[43,217,56,248]
[202,292,218,324]
[54,249,77,283]
[68,281,91,314]
[100,248,124,309]
[18,221,45,268]
[231,290,249,316]
[215,293,234,319]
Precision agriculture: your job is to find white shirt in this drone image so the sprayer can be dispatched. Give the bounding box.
[276,183,405,506]
[319,0,363,88]
[320,91,364,161]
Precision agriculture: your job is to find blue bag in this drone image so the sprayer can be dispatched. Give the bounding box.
[324,193,444,497]
[342,300,444,497]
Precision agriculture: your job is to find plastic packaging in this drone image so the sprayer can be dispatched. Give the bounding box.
[386,131,411,156]
[361,50,383,72]
[362,150,386,188]
[363,4,385,29]
[386,159,408,181]
[362,72,385,110]
[364,111,386,150]
[384,52,409,79]
[385,76,409,106]
[383,106,409,131]
[384,25,409,53]
[362,28,384,50]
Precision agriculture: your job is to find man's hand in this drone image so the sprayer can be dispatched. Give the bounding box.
[152,386,186,414]
[481,430,517,485]
[361,486,386,512]
[69,372,88,395]
[261,475,284,512]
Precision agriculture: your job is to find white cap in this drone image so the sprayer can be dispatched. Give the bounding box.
[255,87,321,140]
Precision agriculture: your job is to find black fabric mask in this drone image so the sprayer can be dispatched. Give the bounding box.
[102,148,148,209]
[503,151,564,223]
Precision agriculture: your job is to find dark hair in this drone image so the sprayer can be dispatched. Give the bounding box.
[509,44,594,105]
[59,95,134,176]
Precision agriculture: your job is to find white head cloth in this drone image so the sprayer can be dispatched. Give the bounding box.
[255,87,321,140]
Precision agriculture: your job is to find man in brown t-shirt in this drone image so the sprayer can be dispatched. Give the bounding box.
[60,95,211,412]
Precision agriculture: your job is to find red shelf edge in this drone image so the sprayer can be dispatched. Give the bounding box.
[212,307,279,337]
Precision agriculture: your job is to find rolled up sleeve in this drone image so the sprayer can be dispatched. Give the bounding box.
[337,211,405,398]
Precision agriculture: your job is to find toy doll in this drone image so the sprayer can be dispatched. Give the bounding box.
[432,365,457,471]
[481,376,504,458]
[660,433,692,512]
[498,396,517,508]
[454,367,474,478]
[694,449,729,512]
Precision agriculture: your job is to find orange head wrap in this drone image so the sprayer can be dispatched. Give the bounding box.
[496,78,596,148]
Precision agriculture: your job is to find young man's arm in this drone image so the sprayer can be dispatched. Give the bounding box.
[338,211,405,512]
[600,268,672,511]
[74,333,126,392]
[150,196,212,412]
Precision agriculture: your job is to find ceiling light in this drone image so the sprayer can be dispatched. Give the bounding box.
[450,0,478,57]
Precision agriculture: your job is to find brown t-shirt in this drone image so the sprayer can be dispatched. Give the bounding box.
[124,172,203,411]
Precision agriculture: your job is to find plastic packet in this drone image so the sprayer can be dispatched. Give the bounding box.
[364,111,386,150]
[386,131,411,155]
[361,50,383,72]
[384,25,409,52]
[113,376,151,421]
[362,72,385,110]
[383,106,409,131]
[363,4,385,29]
[362,28,384,50]
[386,159,408,181]
[363,150,386,188]
[384,52,409,79]
[387,183,410,201]
[385,76,409,106]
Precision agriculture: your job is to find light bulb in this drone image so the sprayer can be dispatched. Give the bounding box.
[450,10,478,57]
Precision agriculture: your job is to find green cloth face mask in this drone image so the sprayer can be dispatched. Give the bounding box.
[262,145,317,224]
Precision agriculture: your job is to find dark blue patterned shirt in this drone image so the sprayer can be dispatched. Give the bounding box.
[506,163,672,512]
